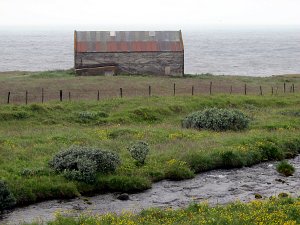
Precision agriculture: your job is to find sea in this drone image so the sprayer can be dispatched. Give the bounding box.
[0,27,300,76]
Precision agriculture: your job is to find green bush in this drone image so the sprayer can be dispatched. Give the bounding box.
[182,108,250,131]
[258,141,284,161]
[165,159,195,180]
[76,111,108,123]
[276,161,295,176]
[220,151,244,169]
[128,141,150,165]
[183,153,215,173]
[49,146,120,183]
[100,175,151,192]
[0,111,30,121]
[0,180,16,211]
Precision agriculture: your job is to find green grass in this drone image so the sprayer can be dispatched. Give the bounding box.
[1,92,300,207]
[27,198,300,225]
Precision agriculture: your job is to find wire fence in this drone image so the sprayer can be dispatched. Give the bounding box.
[0,82,297,105]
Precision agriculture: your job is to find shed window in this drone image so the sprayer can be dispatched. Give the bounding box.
[149,31,155,36]
[110,31,116,36]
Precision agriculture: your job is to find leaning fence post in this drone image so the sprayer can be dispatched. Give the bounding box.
[25,90,28,104]
[244,84,247,95]
[192,86,194,96]
[60,90,63,102]
[120,88,123,98]
[7,92,10,104]
[149,85,151,97]
[209,82,212,95]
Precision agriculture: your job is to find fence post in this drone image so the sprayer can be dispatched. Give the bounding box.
[42,88,44,103]
[60,90,63,102]
[271,87,274,95]
[149,85,151,97]
[7,92,10,104]
[192,86,194,96]
[210,81,212,95]
[284,83,286,93]
[68,92,71,101]
[244,84,247,95]
[230,85,232,94]
[260,86,263,96]
[173,83,176,96]
[25,90,28,104]
[293,84,295,93]
[120,88,123,98]
[97,90,100,101]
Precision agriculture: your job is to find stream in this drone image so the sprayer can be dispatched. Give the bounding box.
[2,156,300,225]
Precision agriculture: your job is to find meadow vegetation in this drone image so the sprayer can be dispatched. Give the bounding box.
[0,72,300,210]
[28,197,300,225]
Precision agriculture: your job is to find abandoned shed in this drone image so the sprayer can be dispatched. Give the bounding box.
[74,31,184,76]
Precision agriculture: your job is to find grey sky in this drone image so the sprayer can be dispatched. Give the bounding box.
[0,0,299,28]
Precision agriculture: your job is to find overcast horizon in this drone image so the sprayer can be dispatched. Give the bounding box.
[0,0,299,30]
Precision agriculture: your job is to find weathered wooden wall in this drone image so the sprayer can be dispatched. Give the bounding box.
[75,52,184,76]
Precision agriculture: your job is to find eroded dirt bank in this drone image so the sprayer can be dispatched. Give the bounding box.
[2,156,300,225]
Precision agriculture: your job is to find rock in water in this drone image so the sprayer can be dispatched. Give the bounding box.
[117,193,130,201]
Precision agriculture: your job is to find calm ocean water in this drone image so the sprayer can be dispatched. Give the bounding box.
[0,28,300,76]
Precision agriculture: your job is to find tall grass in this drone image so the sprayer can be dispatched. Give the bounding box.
[0,94,300,207]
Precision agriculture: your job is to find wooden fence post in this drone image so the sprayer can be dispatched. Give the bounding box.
[42,88,44,103]
[25,90,28,104]
[59,90,62,101]
[192,86,194,96]
[7,92,10,104]
[149,85,151,97]
[244,84,247,95]
[284,83,286,93]
[173,83,176,96]
[97,90,100,101]
[293,84,295,93]
[260,86,263,96]
[210,82,212,95]
[230,85,232,94]
[271,87,274,95]
[120,88,123,98]
[68,92,71,101]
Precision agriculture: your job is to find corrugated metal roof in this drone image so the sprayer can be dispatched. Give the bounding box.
[75,31,184,53]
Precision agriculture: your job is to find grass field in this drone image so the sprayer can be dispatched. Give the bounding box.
[0,70,299,104]
[1,71,300,208]
[28,197,300,225]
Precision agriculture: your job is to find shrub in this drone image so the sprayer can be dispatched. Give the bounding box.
[182,108,250,131]
[220,151,244,169]
[165,159,195,180]
[183,153,215,173]
[128,141,150,165]
[49,146,120,183]
[76,111,108,123]
[276,161,295,176]
[0,180,16,211]
[101,175,152,192]
[0,111,30,121]
[258,141,284,161]
[20,167,52,177]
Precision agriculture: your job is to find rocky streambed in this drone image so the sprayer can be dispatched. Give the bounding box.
[2,156,300,225]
